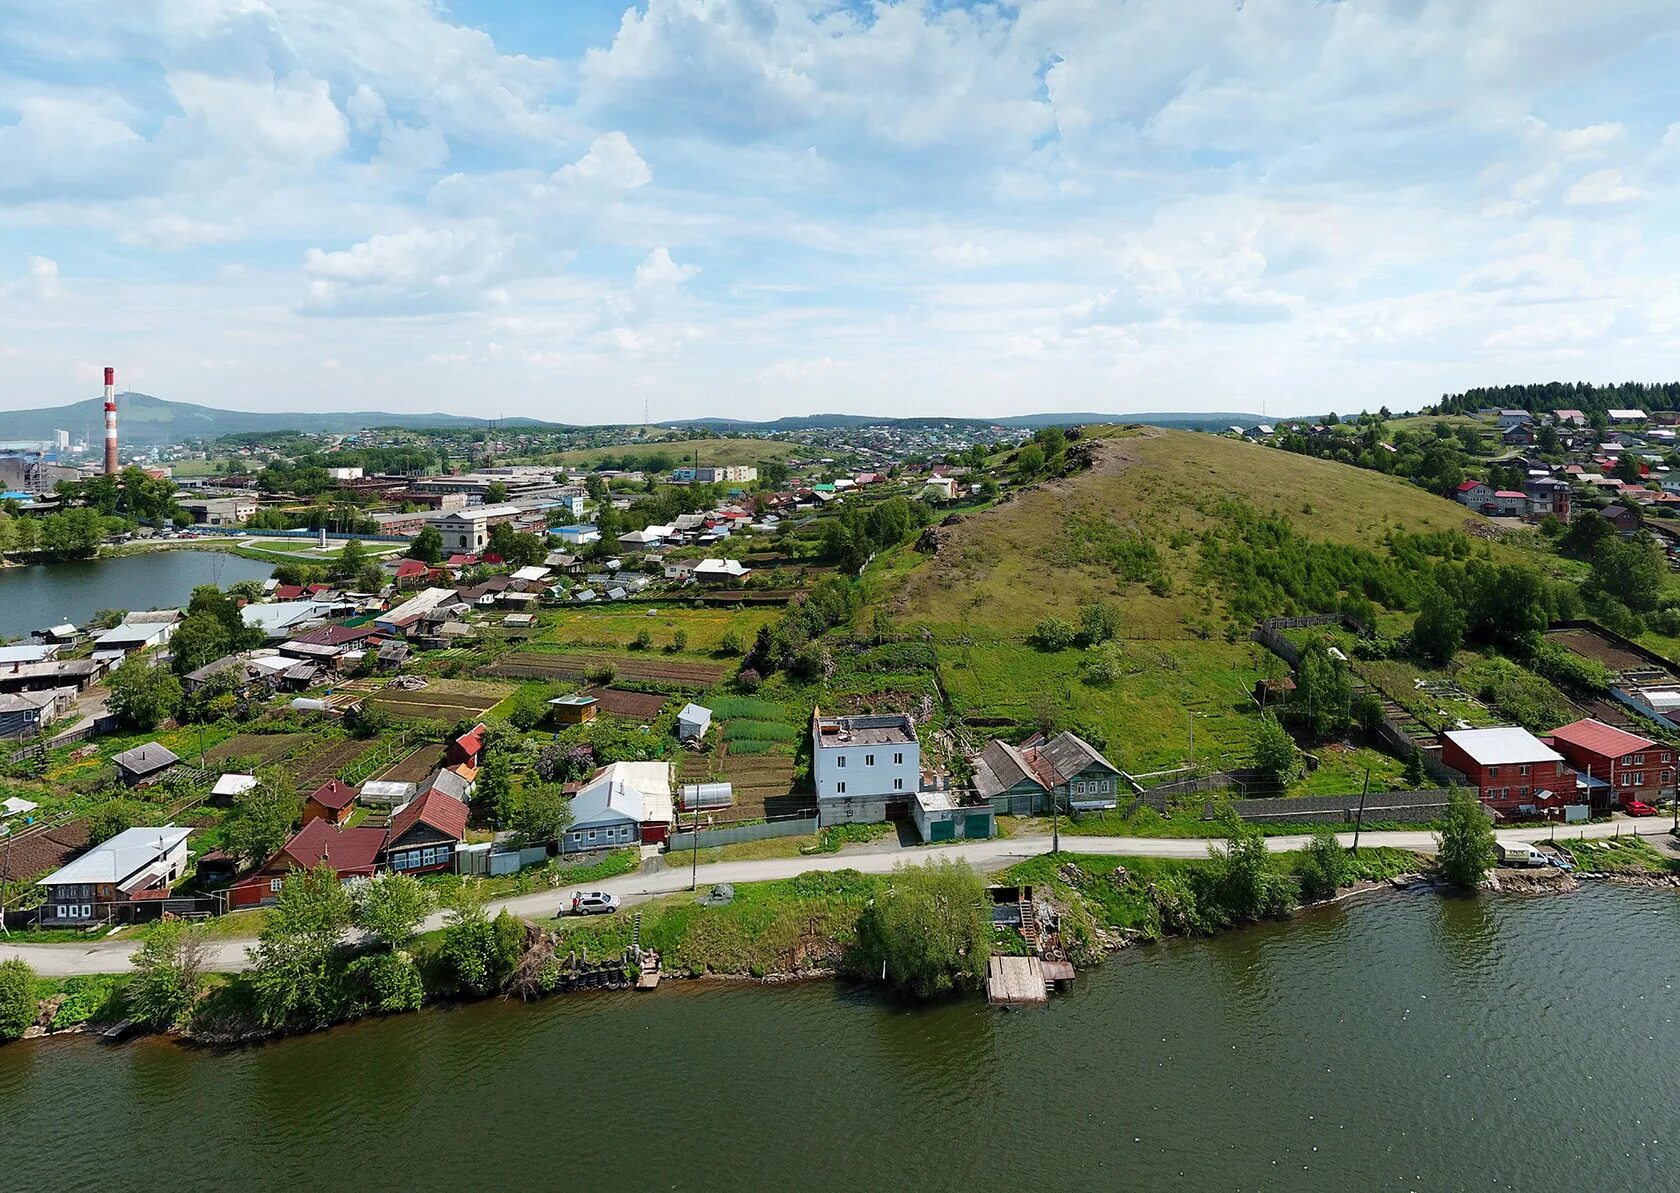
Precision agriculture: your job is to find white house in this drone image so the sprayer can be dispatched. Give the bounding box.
[810,708,921,825]
[563,761,674,851]
[677,702,713,744]
[551,524,600,546]
[36,826,191,926]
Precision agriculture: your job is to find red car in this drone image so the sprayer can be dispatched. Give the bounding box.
[1623,800,1658,818]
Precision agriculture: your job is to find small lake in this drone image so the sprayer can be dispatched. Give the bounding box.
[0,550,274,639]
[1,884,1675,1192]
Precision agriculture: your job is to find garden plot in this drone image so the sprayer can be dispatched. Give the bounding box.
[376,742,447,784]
[294,738,385,790]
[484,651,725,689]
[580,686,669,720]
[204,732,310,768]
[367,678,512,723]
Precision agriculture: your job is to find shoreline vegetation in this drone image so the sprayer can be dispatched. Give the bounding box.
[6,830,1675,1051]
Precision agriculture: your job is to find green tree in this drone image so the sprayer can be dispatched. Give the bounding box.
[1412,586,1466,664]
[128,918,211,1031]
[345,950,425,1014]
[487,524,546,568]
[478,752,515,826]
[169,611,233,676]
[1297,826,1350,902]
[1249,714,1298,784]
[248,861,355,1029]
[484,481,509,504]
[1206,812,1297,923]
[1590,535,1665,614]
[440,900,527,997]
[1015,442,1046,478]
[1403,745,1427,787]
[719,628,745,655]
[1077,600,1120,645]
[0,958,37,1040]
[1292,645,1352,738]
[224,770,302,866]
[852,860,990,999]
[407,523,444,564]
[1435,788,1496,888]
[108,656,183,730]
[1084,639,1127,685]
[352,873,434,950]
[330,539,368,582]
[508,783,575,847]
[85,797,147,845]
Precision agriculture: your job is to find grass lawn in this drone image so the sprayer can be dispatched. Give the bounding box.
[546,868,884,978]
[660,834,819,868]
[938,637,1268,773]
[1559,836,1680,875]
[1291,743,1408,796]
[536,605,775,655]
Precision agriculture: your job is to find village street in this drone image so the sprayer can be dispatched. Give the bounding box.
[2,818,1660,977]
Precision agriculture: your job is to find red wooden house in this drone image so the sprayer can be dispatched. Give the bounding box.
[227,820,386,909]
[447,723,486,771]
[302,779,360,827]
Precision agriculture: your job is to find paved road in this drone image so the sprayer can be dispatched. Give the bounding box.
[3,818,1663,977]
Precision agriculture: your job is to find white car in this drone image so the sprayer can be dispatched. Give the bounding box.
[567,890,619,916]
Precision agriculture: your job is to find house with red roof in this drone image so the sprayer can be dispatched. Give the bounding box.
[1546,718,1674,811]
[382,789,468,874]
[447,723,487,770]
[302,779,360,827]
[227,819,387,908]
[1440,727,1572,817]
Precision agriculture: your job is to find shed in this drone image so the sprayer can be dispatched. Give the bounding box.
[677,702,713,744]
[548,694,599,725]
[114,743,180,788]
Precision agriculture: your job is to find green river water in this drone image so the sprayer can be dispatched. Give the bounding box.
[2,884,1675,1192]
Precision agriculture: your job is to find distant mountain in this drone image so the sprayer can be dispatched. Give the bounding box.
[0,392,1270,446]
[0,392,566,445]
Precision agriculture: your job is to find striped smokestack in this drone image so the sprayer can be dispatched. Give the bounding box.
[103,366,118,475]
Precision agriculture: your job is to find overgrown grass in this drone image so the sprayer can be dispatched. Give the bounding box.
[1559,836,1680,875]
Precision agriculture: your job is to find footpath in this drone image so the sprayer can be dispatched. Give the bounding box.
[1,818,1661,977]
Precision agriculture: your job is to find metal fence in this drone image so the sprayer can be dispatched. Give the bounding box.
[668,815,819,852]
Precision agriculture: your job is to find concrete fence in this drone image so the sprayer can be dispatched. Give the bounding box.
[668,815,819,852]
[1213,788,1454,825]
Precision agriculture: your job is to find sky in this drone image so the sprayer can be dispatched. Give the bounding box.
[1,1,1678,423]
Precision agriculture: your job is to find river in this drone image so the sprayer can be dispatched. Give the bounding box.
[0,550,273,639]
[1,885,1674,1192]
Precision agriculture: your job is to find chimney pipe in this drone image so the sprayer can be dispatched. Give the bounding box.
[103,366,118,475]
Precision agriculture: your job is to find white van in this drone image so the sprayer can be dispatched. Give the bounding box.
[1497,841,1546,868]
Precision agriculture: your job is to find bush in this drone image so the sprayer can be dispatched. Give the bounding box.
[0,958,38,1040]
[346,950,426,1014]
[1248,714,1297,784]
[851,860,990,999]
[719,629,746,656]
[1031,617,1078,651]
[1296,826,1350,902]
[1203,813,1297,924]
[1077,600,1120,645]
[441,903,527,996]
[128,918,210,1031]
[1084,640,1126,685]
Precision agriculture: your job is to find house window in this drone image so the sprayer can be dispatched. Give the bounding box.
[865,754,875,766]
[1518,765,1529,776]
[55,905,65,919]
[894,752,904,765]
[82,905,92,919]
[836,781,846,795]
[1634,754,1647,766]
[270,879,283,893]
[1487,766,1499,778]
[893,778,904,791]
[836,756,846,768]
[587,829,598,842]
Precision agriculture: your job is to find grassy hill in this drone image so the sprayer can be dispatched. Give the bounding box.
[869,426,1551,775]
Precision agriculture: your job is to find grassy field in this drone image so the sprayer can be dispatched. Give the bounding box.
[535,605,774,655]
[548,437,800,470]
[1559,836,1680,875]
[367,678,512,723]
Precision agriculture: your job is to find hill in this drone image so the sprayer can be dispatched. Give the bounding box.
[673,411,1268,433]
[868,426,1549,774]
[0,392,568,445]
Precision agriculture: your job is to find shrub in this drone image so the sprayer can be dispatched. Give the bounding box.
[719,629,745,656]
[0,958,38,1039]
[128,918,210,1031]
[1084,640,1126,685]
[441,902,527,996]
[1031,617,1078,651]
[851,860,990,999]
[1249,714,1298,784]
[1436,788,1496,888]
[1202,813,1297,924]
[1296,826,1350,902]
[1077,600,1120,645]
[346,950,426,1014]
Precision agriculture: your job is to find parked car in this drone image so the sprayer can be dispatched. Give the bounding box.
[566,890,619,916]
[1624,800,1657,818]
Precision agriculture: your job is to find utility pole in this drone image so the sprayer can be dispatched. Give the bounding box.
[1051,788,1061,856]
[1352,767,1370,855]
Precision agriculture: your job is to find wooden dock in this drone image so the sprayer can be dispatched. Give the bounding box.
[636,969,661,991]
[986,955,1048,1005]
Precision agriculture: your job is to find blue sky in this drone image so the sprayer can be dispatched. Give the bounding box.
[1,1,1678,422]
